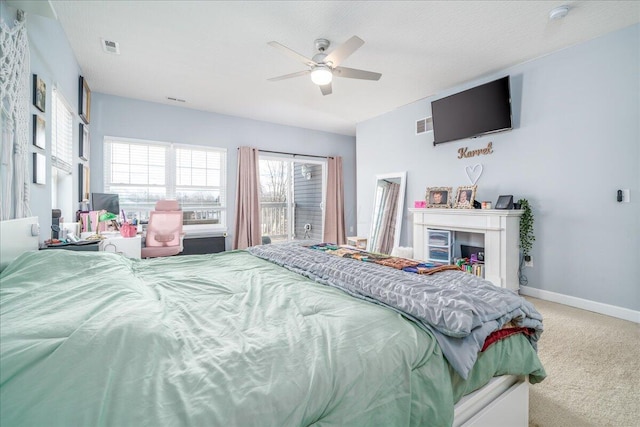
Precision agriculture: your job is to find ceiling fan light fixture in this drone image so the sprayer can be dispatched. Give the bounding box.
[310,66,332,85]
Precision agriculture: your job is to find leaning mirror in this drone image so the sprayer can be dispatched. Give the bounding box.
[367,172,406,254]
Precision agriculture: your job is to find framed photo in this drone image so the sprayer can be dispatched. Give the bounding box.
[33,115,45,149]
[454,185,477,209]
[33,153,46,184]
[33,74,46,112]
[426,187,452,208]
[495,195,514,210]
[78,76,91,124]
[78,163,90,202]
[79,123,90,161]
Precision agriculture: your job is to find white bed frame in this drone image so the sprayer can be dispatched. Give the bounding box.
[454,375,529,426]
[0,217,529,425]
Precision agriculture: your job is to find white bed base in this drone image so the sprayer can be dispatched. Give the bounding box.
[453,375,528,426]
[0,216,40,271]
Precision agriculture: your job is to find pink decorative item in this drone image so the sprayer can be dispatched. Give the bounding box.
[414,200,426,208]
[120,222,137,238]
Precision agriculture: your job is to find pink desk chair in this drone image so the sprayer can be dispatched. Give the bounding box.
[141,200,184,258]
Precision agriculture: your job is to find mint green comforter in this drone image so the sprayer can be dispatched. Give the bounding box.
[0,250,544,426]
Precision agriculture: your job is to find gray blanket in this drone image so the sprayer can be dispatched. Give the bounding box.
[247,243,543,379]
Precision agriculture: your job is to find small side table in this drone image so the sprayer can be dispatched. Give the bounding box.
[346,236,367,250]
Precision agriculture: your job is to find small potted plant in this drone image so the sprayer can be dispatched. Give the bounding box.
[518,199,535,262]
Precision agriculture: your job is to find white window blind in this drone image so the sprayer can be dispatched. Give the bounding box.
[51,88,73,173]
[104,137,227,232]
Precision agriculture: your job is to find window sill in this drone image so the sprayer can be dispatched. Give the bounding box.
[183,225,228,239]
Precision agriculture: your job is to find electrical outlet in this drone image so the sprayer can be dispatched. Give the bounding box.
[524,257,533,268]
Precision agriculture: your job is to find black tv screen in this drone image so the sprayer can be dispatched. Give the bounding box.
[91,192,120,214]
[431,76,512,145]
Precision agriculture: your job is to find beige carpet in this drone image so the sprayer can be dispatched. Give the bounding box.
[525,297,640,427]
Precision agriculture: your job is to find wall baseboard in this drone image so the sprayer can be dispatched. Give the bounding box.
[519,287,640,324]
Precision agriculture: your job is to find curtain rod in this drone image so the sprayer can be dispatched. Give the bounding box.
[239,147,329,159]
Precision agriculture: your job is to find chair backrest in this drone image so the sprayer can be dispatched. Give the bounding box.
[145,202,183,248]
[155,200,180,211]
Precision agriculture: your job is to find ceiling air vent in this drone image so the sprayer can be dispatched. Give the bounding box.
[416,117,433,135]
[167,97,186,103]
[101,38,120,54]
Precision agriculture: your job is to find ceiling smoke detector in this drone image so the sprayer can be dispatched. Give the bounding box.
[101,38,120,54]
[549,5,570,21]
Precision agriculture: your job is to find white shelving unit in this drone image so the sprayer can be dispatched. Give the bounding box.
[426,229,454,264]
[410,208,522,291]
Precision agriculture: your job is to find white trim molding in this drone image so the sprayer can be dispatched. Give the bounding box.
[519,287,640,324]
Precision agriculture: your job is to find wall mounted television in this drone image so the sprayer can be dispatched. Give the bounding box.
[431,76,512,145]
[91,192,120,214]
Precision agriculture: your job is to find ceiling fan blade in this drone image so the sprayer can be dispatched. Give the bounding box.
[268,41,316,67]
[334,66,381,81]
[324,36,364,67]
[319,83,332,96]
[268,70,311,82]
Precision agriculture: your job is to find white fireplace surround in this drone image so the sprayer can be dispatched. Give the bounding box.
[410,208,523,291]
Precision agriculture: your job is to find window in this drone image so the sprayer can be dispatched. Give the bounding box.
[51,87,73,220]
[259,154,325,242]
[104,137,226,234]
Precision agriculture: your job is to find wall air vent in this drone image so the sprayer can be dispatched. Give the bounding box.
[101,38,120,54]
[416,117,433,135]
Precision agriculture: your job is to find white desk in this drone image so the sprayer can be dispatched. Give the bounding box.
[99,235,142,259]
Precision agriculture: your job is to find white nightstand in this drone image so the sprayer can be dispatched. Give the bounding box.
[99,235,142,259]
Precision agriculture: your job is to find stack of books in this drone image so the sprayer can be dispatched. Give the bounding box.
[454,257,484,278]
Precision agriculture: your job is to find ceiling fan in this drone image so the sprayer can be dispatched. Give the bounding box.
[267,36,382,96]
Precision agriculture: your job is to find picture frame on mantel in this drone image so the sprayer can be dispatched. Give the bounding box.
[454,185,477,209]
[78,76,91,124]
[426,187,452,208]
[79,123,90,161]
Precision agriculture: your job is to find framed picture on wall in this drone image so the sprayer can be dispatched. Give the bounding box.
[426,187,452,208]
[78,163,90,202]
[33,74,46,112]
[78,76,91,124]
[33,115,45,149]
[79,123,90,161]
[454,185,477,209]
[33,153,46,185]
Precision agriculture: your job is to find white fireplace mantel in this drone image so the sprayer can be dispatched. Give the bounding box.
[409,208,523,291]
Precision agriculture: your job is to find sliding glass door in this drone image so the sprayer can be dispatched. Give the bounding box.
[258,155,325,243]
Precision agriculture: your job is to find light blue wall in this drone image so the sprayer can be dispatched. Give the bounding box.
[90,93,357,248]
[357,24,639,311]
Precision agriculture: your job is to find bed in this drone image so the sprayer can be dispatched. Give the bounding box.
[0,217,545,426]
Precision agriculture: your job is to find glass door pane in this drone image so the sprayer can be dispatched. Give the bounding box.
[259,157,325,243]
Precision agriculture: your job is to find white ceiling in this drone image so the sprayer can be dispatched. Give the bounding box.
[35,1,640,135]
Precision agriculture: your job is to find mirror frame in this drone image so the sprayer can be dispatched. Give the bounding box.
[367,171,406,253]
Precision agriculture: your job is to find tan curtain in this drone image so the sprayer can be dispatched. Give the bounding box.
[233,147,261,249]
[323,156,346,245]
